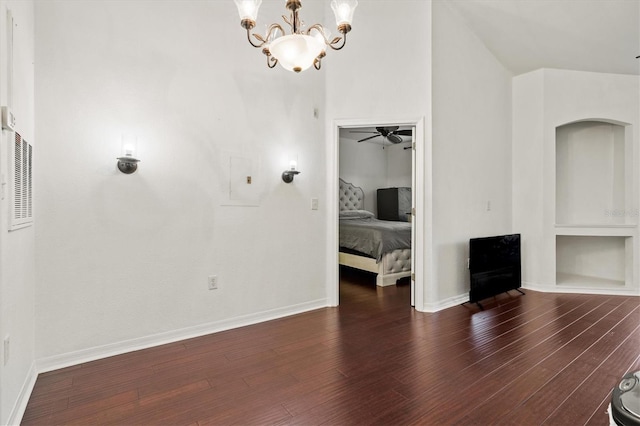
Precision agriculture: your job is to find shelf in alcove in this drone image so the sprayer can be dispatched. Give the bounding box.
[556,272,625,288]
[555,224,637,237]
[555,224,637,228]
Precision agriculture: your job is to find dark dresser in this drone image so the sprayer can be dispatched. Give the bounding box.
[377,187,411,222]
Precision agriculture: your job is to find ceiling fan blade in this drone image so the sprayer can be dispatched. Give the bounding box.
[387,134,403,144]
[396,129,413,136]
[376,126,399,134]
[350,131,379,134]
[357,134,382,143]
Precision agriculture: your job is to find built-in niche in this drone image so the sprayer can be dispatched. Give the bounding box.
[556,235,631,288]
[556,120,632,226]
[554,119,637,291]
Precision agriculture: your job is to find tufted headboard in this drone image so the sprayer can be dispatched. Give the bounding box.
[339,178,364,211]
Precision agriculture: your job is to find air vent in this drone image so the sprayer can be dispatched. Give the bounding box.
[10,132,33,230]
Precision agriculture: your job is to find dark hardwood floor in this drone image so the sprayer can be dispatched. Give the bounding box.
[23,268,640,425]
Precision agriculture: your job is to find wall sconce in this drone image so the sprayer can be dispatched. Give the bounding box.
[117,136,140,174]
[282,159,300,183]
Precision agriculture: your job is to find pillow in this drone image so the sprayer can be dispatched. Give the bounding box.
[339,210,375,220]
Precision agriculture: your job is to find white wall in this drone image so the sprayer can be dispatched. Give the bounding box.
[326,0,432,307]
[431,1,513,302]
[385,143,412,188]
[338,137,387,213]
[34,0,328,364]
[512,70,545,288]
[326,1,431,121]
[339,136,411,214]
[329,0,513,308]
[513,69,640,291]
[0,0,36,423]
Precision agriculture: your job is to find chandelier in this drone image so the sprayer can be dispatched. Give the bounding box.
[234,0,358,73]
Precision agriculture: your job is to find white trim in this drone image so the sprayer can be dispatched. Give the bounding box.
[37,298,327,374]
[326,123,340,307]
[6,361,37,426]
[523,282,640,297]
[328,117,428,311]
[422,293,469,313]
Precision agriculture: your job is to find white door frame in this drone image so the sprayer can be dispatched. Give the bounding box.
[327,117,429,311]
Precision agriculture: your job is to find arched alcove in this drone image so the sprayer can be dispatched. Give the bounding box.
[556,119,631,225]
[555,119,635,289]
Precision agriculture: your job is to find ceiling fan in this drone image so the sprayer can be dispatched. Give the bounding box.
[351,126,412,144]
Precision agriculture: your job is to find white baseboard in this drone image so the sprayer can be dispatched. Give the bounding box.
[422,293,469,313]
[523,281,640,297]
[37,298,328,374]
[6,361,37,426]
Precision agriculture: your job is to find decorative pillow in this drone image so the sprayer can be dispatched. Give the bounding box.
[339,210,375,220]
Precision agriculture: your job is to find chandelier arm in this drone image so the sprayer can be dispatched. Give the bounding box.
[282,15,294,33]
[246,24,286,49]
[265,23,286,41]
[306,24,347,51]
[246,27,266,48]
[267,55,278,69]
[314,57,322,70]
[327,32,347,51]
[306,24,328,41]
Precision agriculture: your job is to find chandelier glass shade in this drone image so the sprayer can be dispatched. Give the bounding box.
[234,0,358,73]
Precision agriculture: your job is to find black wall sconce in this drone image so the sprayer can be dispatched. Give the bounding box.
[282,159,300,183]
[117,156,140,174]
[117,136,140,174]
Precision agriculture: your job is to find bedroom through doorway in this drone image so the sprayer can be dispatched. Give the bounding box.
[337,123,416,306]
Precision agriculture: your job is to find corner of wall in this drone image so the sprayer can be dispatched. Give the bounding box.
[0,1,37,424]
[5,361,37,426]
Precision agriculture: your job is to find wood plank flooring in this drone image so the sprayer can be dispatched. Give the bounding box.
[22,268,640,425]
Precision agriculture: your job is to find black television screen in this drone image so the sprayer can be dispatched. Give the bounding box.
[469,233,521,304]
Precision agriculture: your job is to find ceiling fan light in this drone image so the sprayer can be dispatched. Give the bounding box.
[269,34,324,73]
[234,0,262,23]
[330,0,358,27]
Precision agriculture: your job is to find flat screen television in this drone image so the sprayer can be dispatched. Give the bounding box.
[469,233,521,305]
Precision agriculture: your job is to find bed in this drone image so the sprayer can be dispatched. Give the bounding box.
[339,178,412,287]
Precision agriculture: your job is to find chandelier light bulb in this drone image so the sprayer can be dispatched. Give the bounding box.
[330,0,358,26]
[234,0,262,26]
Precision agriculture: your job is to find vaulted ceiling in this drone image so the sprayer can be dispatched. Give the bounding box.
[446,0,640,76]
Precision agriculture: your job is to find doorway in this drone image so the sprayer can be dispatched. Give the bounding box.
[327,118,427,311]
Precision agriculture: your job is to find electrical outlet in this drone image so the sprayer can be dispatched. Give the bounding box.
[208,275,218,290]
[3,336,9,366]
[311,198,319,210]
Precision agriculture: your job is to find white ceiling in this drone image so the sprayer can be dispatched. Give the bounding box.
[446,0,640,76]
